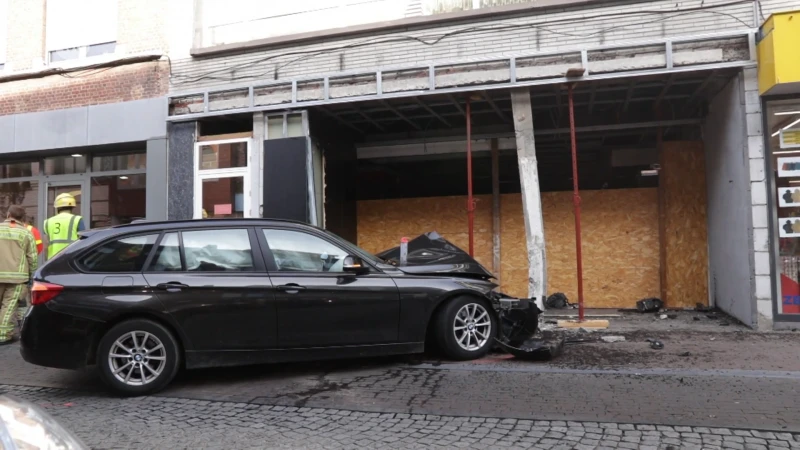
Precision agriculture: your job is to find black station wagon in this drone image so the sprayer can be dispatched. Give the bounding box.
[21,219,539,395]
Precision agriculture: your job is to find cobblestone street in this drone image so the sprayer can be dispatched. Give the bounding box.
[3,331,800,448]
[4,385,800,450]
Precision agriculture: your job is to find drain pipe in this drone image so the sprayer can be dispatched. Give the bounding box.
[568,84,586,323]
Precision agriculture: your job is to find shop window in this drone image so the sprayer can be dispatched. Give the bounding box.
[767,98,800,315]
[76,234,158,273]
[201,177,245,219]
[92,153,146,172]
[0,161,39,178]
[44,155,87,175]
[0,181,39,226]
[182,229,254,272]
[90,175,147,228]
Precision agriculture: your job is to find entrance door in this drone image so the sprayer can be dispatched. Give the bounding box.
[43,180,88,254]
[193,139,253,219]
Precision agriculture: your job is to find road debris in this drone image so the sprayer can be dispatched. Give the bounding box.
[601,336,626,343]
[545,293,571,309]
[646,338,664,350]
[495,337,565,361]
[659,314,668,320]
[636,297,663,313]
[719,321,730,327]
[679,351,692,357]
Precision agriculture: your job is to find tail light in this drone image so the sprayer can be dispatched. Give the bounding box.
[30,282,64,305]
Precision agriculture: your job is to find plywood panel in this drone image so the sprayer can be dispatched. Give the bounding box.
[358,188,661,308]
[662,141,709,308]
[357,195,495,273]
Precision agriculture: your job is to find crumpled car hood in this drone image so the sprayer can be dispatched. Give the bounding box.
[376,231,494,279]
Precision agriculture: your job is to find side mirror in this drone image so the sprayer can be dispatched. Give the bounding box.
[343,255,367,274]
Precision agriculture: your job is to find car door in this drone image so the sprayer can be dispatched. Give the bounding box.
[259,227,400,348]
[143,227,277,351]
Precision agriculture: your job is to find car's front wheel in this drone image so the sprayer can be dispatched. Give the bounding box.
[97,319,181,396]
[435,296,496,360]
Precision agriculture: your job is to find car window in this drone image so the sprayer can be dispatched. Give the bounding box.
[77,234,158,273]
[182,229,254,272]
[263,229,348,273]
[148,233,182,272]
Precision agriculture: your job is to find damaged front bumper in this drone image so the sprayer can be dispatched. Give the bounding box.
[490,292,542,346]
[490,293,564,360]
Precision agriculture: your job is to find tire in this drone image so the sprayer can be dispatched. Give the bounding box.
[434,296,497,361]
[97,319,181,396]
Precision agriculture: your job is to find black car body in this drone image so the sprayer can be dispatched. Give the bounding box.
[21,219,539,395]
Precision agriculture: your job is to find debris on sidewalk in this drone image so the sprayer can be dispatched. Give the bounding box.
[659,314,668,320]
[636,297,663,312]
[545,293,570,309]
[495,337,565,361]
[719,321,730,326]
[646,338,664,350]
[679,351,691,357]
[601,336,626,343]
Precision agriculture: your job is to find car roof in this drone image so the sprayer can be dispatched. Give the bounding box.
[81,218,321,238]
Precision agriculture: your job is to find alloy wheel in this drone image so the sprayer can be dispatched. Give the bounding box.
[453,303,491,351]
[108,331,167,386]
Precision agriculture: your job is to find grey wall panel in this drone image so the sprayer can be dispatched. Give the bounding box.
[0,116,15,153]
[14,108,88,152]
[146,138,168,221]
[0,97,167,155]
[703,74,756,327]
[263,137,309,223]
[167,121,196,220]
[88,97,168,146]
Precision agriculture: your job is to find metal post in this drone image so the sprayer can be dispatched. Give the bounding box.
[568,84,585,322]
[466,97,475,257]
[400,237,409,266]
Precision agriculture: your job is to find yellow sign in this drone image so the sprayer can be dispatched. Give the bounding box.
[758,10,800,96]
[783,129,800,148]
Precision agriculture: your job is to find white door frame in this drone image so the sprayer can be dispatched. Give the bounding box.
[193,138,253,219]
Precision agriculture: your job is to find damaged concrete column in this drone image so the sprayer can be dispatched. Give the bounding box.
[510,88,547,309]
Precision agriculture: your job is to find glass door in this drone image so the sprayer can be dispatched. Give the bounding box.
[44,180,89,231]
[194,139,252,219]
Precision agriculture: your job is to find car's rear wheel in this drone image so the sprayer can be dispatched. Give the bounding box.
[435,296,496,360]
[97,319,180,396]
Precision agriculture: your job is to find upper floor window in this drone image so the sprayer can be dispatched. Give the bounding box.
[46,0,118,64]
[0,0,8,70]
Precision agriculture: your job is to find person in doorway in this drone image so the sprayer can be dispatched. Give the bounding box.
[44,193,85,260]
[0,206,37,345]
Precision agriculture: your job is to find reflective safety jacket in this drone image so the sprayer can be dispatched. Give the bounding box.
[0,219,38,284]
[44,213,83,260]
[26,225,43,255]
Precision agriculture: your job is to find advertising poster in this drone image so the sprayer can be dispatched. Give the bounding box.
[778,217,800,238]
[777,157,800,178]
[779,187,800,207]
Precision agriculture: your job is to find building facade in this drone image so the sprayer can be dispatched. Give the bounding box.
[162,0,799,329]
[757,9,800,327]
[3,0,797,330]
[0,0,171,249]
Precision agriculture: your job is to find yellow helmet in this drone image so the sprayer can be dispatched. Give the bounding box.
[54,193,76,209]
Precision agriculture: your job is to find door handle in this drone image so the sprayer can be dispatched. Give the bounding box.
[276,284,306,293]
[156,282,189,291]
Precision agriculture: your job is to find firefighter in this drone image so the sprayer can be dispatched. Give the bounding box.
[16,216,43,329]
[24,216,43,256]
[0,206,37,345]
[44,193,86,260]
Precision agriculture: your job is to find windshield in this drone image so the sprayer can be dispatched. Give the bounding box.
[322,229,390,266]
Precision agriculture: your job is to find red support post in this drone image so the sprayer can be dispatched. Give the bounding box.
[568,84,586,322]
[466,97,475,257]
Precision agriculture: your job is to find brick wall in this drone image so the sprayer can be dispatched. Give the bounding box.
[0,61,168,115]
[0,0,169,116]
[171,0,798,93]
